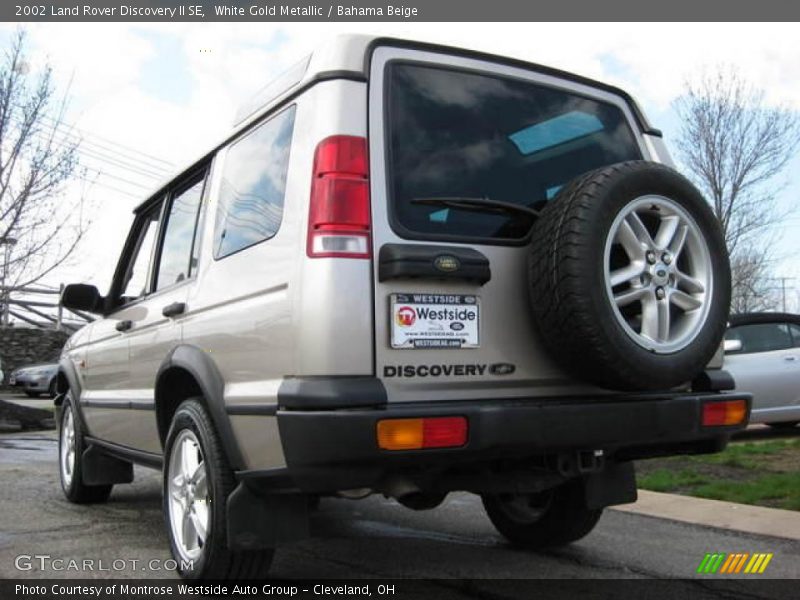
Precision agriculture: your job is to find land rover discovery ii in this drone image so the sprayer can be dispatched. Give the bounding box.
[57,35,750,580]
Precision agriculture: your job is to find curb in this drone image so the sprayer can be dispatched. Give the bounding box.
[611,489,800,541]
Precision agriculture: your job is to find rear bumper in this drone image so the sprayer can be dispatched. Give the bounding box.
[24,380,49,392]
[247,391,751,493]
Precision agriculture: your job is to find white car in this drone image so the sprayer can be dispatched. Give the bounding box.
[724,313,800,429]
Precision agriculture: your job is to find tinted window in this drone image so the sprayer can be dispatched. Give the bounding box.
[121,207,160,300]
[214,106,296,259]
[725,323,793,354]
[791,324,800,348]
[387,64,642,241]
[155,176,205,291]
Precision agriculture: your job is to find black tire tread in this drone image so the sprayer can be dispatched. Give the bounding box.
[165,398,273,580]
[528,160,730,390]
[767,421,798,430]
[59,397,113,504]
[482,481,603,548]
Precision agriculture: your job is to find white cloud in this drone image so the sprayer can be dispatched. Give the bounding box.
[6,22,800,293]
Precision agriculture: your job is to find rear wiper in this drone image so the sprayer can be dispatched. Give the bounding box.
[410,196,539,219]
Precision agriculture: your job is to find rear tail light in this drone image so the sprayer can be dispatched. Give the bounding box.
[702,399,748,426]
[307,135,370,258]
[377,417,468,450]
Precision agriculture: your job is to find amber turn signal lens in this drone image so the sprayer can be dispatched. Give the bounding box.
[702,399,748,426]
[377,418,424,450]
[377,416,468,450]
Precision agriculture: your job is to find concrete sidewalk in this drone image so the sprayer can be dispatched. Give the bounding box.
[613,489,800,541]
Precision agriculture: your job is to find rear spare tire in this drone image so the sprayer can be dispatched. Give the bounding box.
[528,161,730,391]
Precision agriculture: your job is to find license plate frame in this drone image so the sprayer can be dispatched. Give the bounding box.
[390,293,480,349]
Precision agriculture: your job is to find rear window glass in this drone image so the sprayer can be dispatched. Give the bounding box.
[387,64,643,241]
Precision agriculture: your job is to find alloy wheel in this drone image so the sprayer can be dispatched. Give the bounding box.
[604,195,713,353]
[60,406,76,487]
[167,430,211,562]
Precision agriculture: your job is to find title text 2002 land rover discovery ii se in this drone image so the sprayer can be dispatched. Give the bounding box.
[56,36,750,580]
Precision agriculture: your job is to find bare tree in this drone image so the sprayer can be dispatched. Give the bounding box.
[0,30,87,307]
[673,69,800,312]
[729,249,778,313]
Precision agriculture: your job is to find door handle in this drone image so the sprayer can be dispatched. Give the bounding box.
[784,356,797,362]
[162,302,186,318]
[115,320,132,332]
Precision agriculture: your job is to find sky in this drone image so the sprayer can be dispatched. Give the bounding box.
[1,22,799,310]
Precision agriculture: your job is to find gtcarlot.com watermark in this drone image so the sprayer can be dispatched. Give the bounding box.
[15,554,193,572]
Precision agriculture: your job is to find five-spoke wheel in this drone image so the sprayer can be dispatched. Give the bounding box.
[605,195,713,353]
[167,430,210,562]
[163,398,273,579]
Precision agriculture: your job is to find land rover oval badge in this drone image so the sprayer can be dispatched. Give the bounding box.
[434,255,460,272]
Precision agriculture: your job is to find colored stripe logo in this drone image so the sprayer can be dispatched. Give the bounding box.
[697,553,773,574]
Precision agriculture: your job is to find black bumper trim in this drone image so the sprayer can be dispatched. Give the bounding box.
[273,392,750,492]
[277,376,387,410]
[227,403,278,416]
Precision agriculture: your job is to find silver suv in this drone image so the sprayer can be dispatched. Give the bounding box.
[57,36,750,580]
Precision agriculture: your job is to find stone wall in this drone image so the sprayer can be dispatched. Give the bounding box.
[0,327,70,386]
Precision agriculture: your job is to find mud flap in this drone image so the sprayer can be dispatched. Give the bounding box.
[81,445,134,486]
[226,482,309,551]
[583,461,637,510]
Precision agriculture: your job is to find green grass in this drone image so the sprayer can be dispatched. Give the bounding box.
[638,469,709,492]
[687,439,800,469]
[693,473,800,511]
[637,438,800,510]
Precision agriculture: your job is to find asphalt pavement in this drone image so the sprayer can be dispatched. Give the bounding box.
[0,430,797,589]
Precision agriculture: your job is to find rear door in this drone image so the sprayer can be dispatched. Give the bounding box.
[124,168,208,452]
[368,46,650,403]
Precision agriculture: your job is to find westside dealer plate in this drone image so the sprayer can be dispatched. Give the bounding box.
[390,293,480,349]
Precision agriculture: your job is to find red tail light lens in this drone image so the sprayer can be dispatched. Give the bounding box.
[422,417,469,449]
[702,399,748,426]
[307,135,370,258]
[377,416,468,450]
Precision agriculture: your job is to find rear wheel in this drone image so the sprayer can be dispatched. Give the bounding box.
[481,481,602,548]
[59,397,113,503]
[163,398,273,580]
[768,421,798,430]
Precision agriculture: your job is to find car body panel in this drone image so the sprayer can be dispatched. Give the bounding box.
[367,46,654,403]
[58,35,734,478]
[725,313,800,425]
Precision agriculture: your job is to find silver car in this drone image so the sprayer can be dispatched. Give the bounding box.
[724,313,800,429]
[10,363,59,398]
[55,35,750,580]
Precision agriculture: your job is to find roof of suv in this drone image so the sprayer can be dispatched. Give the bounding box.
[133,34,660,214]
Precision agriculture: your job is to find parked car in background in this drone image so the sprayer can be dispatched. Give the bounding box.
[724,313,800,429]
[9,363,59,398]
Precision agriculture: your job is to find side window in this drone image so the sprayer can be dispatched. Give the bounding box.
[726,323,793,354]
[121,207,161,302]
[155,174,206,291]
[789,324,800,348]
[214,105,296,259]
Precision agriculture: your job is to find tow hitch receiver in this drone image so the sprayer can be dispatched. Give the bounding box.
[557,449,605,477]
